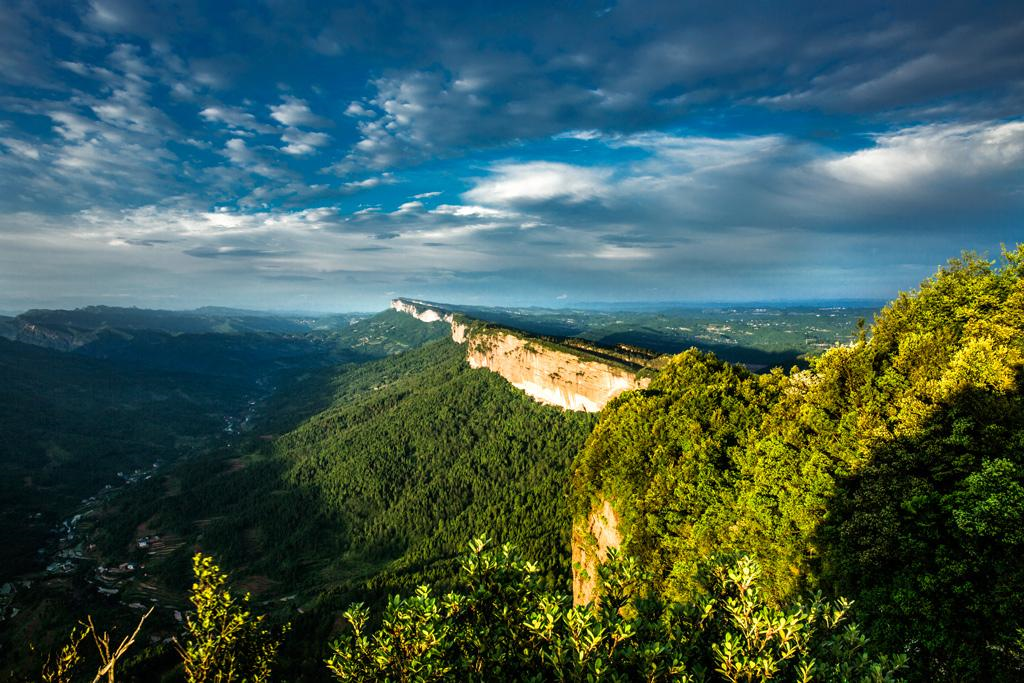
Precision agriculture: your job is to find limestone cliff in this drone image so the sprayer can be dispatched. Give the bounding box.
[392,297,635,603]
[390,298,655,412]
[464,330,649,412]
[389,298,456,324]
[572,499,622,605]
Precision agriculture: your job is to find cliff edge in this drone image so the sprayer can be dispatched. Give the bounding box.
[390,298,657,412]
[571,498,622,604]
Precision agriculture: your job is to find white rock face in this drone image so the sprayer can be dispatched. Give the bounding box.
[509,379,602,412]
[390,299,445,323]
[463,330,647,412]
[391,298,648,412]
[450,320,470,344]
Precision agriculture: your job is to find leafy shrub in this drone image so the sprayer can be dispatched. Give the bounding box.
[175,553,285,683]
[326,538,906,682]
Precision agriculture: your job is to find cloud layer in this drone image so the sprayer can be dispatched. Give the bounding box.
[0,1,1021,310]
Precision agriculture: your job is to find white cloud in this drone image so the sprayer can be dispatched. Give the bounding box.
[344,102,375,118]
[592,245,654,260]
[224,138,252,164]
[270,96,331,128]
[86,0,128,30]
[555,129,603,141]
[343,174,396,190]
[0,138,40,160]
[822,121,1024,189]
[430,204,512,218]
[394,200,424,213]
[49,112,96,141]
[280,128,331,155]
[200,105,275,133]
[220,138,280,178]
[463,161,612,205]
[614,132,787,171]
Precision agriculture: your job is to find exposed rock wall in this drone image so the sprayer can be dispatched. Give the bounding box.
[391,298,650,412]
[391,298,631,603]
[465,330,648,412]
[389,298,453,324]
[450,320,469,344]
[572,499,622,605]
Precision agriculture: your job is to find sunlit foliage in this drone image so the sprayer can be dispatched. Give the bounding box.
[572,246,1024,680]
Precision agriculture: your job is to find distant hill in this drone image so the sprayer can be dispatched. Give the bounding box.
[4,305,313,348]
[0,307,447,379]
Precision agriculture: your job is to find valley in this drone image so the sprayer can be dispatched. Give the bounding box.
[2,262,1022,682]
[0,299,859,677]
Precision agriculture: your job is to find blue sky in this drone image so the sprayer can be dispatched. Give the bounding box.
[0,0,1022,312]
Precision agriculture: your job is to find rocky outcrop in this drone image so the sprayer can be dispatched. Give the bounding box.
[390,298,652,412]
[572,499,622,605]
[391,298,633,602]
[450,319,470,344]
[389,298,454,325]
[465,330,649,412]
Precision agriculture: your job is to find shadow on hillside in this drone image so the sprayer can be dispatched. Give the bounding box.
[814,381,1024,682]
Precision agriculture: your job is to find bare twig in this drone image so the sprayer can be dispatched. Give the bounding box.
[89,607,154,683]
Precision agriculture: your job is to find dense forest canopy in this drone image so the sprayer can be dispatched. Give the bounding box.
[4,250,1024,681]
[28,337,593,679]
[571,248,1024,681]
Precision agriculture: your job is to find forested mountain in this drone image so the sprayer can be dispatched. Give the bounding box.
[4,305,344,344]
[572,250,1024,681]
[0,312,454,677]
[4,253,1023,681]
[66,339,592,678]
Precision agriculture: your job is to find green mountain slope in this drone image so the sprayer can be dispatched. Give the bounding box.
[571,249,1024,681]
[101,339,592,589]
[0,311,453,678]
[81,339,592,676]
[321,308,451,356]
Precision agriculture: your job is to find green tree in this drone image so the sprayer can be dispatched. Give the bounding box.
[326,538,906,682]
[571,245,1024,680]
[175,553,286,682]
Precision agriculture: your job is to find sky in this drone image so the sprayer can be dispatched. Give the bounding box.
[0,1,1022,312]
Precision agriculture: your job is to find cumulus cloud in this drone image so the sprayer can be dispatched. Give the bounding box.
[343,174,396,191]
[344,101,375,118]
[462,162,612,205]
[223,138,253,165]
[280,128,331,155]
[393,200,424,214]
[431,204,511,218]
[457,122,1024,245]
[270,96,331,128]
[821,121,1024,189]
[200,105,276,134]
